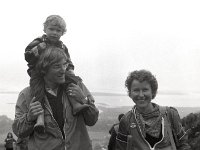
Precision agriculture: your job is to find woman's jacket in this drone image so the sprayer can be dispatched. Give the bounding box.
[116,105,191,150]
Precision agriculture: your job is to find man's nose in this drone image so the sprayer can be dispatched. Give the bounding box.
[60,65,66,72]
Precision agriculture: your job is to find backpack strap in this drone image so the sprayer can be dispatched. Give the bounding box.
[159,106,177,150]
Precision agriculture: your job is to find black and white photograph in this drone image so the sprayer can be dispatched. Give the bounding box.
[0,0,200,149]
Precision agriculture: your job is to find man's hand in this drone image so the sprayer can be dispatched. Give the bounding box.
[27,97,44,122]
[67,83,86,104]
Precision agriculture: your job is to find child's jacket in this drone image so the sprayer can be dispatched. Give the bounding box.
[24,34,74,76]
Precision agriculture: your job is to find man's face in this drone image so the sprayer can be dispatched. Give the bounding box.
[45,24,63,43]
[129,80,153,110]
[44,58,68,89]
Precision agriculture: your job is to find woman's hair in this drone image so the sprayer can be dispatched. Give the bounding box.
[30,46,68,103]
[125,69,158,99]
[7,132,13,138]
[43,15,67,34]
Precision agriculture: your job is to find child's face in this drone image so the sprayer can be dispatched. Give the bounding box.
[45,24,63,43]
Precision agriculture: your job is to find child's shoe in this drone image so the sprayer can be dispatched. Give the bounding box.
[34,113,45,133]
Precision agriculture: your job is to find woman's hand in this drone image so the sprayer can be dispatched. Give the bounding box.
[67,83,86,103]
[27,97,44,122]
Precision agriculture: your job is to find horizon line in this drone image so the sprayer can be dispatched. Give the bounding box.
[0,90,200,96]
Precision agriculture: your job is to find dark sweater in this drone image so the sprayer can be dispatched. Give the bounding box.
[45,86,64,138]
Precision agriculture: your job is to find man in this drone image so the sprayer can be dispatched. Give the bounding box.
[12,46,99,150]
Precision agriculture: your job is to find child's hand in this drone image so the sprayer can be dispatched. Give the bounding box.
[37,42,46,54]
[38,42,46,49]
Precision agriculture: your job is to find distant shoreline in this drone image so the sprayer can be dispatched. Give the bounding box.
[0,91,19,94]
[1,90,200,96]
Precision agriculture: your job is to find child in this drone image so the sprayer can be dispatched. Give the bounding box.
[24,15,88,132]
[25,15,74,76]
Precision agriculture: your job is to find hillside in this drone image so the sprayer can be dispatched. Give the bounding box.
[88,105,200,149]
[0,115,14,147]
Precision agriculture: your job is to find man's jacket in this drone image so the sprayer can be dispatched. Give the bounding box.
[12,82,99,150]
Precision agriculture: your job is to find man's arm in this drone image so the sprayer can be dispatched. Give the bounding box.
[79,82,99,126]
[12,90,36,138]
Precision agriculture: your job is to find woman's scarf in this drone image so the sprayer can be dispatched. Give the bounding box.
[135,103,162,138]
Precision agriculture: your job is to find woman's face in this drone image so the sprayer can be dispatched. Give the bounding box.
[7,133,12,138]
[130,80,153,111]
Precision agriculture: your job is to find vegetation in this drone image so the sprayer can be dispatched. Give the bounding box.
[0,106,200,150]
[182,113,200,150]
[89,106,200,150]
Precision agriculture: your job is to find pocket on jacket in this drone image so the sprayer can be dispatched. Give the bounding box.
[116,132,132,150]
[44,110,57,128]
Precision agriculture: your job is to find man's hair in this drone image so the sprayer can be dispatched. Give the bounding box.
[30,46,68,103]
[125,69,158,99]
[43,15,67,34]
[36,46,68,75]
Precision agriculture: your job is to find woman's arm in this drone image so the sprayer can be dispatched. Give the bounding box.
[115,115,129,150]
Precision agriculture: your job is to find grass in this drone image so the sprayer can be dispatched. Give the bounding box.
[88,131,110,149]
[0,144,4,150]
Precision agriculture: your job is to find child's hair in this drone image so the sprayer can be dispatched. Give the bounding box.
[43,15,67,34]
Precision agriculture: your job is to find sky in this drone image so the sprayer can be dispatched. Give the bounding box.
[0,0,200,97]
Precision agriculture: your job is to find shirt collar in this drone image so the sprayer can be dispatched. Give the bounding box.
[45,87,58,96]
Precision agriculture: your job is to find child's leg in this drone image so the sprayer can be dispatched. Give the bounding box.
[34,113,45,133]
[68,97,89,115]
[64,73,88,115]
[30,94,45,133]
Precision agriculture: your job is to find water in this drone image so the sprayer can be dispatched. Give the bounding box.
[94,93,200,107]
[0,93,18,120]
[1,92,200,120]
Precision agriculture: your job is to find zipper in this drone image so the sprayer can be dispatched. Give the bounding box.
[153,118,165,149]
[62,94,67,150]
[44,103,64,139]
[133,108,165,150]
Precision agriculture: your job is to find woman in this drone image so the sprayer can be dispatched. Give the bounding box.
[116,70,191,150]
[4,132,16,150]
